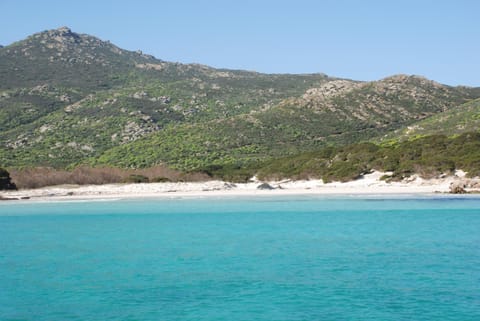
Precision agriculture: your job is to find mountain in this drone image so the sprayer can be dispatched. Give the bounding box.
[0,27,333,167]
[1,27,479,173]
[0,26,163,90]
[91,75,478,170]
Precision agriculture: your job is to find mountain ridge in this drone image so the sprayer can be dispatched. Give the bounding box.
[1,27,480,173]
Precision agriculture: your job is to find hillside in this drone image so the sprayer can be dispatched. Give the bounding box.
[0,27,332,167]
[381,98,480,141]
[91,76,478,171]
[1,27,480,173]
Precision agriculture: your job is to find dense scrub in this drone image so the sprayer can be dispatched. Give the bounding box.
[205,132,480,183]
[383,98,480,141]
[5,132,480,188]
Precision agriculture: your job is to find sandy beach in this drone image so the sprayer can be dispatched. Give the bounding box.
[2,171,479,202]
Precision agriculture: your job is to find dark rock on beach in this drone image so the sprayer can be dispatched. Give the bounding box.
[257,182,275,190]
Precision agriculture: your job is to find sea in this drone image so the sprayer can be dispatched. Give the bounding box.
[1,195,479,321]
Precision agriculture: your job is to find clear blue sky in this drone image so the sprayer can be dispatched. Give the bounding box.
[1,0,479,86]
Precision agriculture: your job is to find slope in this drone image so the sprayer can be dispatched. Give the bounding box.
[381,97,480,141]
[91,76,479,171]
[0,27,333,167]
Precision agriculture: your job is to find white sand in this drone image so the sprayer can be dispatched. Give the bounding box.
[2,171,477,202]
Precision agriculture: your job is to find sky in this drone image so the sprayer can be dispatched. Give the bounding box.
[1,0,479,86]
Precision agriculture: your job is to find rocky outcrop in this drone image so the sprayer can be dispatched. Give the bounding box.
[450,184,466,194]
[257,182,275,190]
[450,178,480,194]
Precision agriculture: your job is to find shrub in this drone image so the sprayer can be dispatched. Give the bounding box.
[123,174,149,183]
[0,167,17,190]
[322,161,365,183]
[151,177,171,183]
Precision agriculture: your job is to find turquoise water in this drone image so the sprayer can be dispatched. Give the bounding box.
[1,195,479,320]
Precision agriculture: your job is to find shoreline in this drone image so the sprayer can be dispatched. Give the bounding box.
[2,171,479,202]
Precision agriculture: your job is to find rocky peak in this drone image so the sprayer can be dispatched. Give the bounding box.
[57,26,72,34]
[37,26,84,45]
[302,80,359,100]
[381,74,444,88]
[14,26,125,63]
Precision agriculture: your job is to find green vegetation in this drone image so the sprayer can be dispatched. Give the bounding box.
[382,98,480,141]
[252,132,480,182]
[86,84,477,173]
[0,28,334,169]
